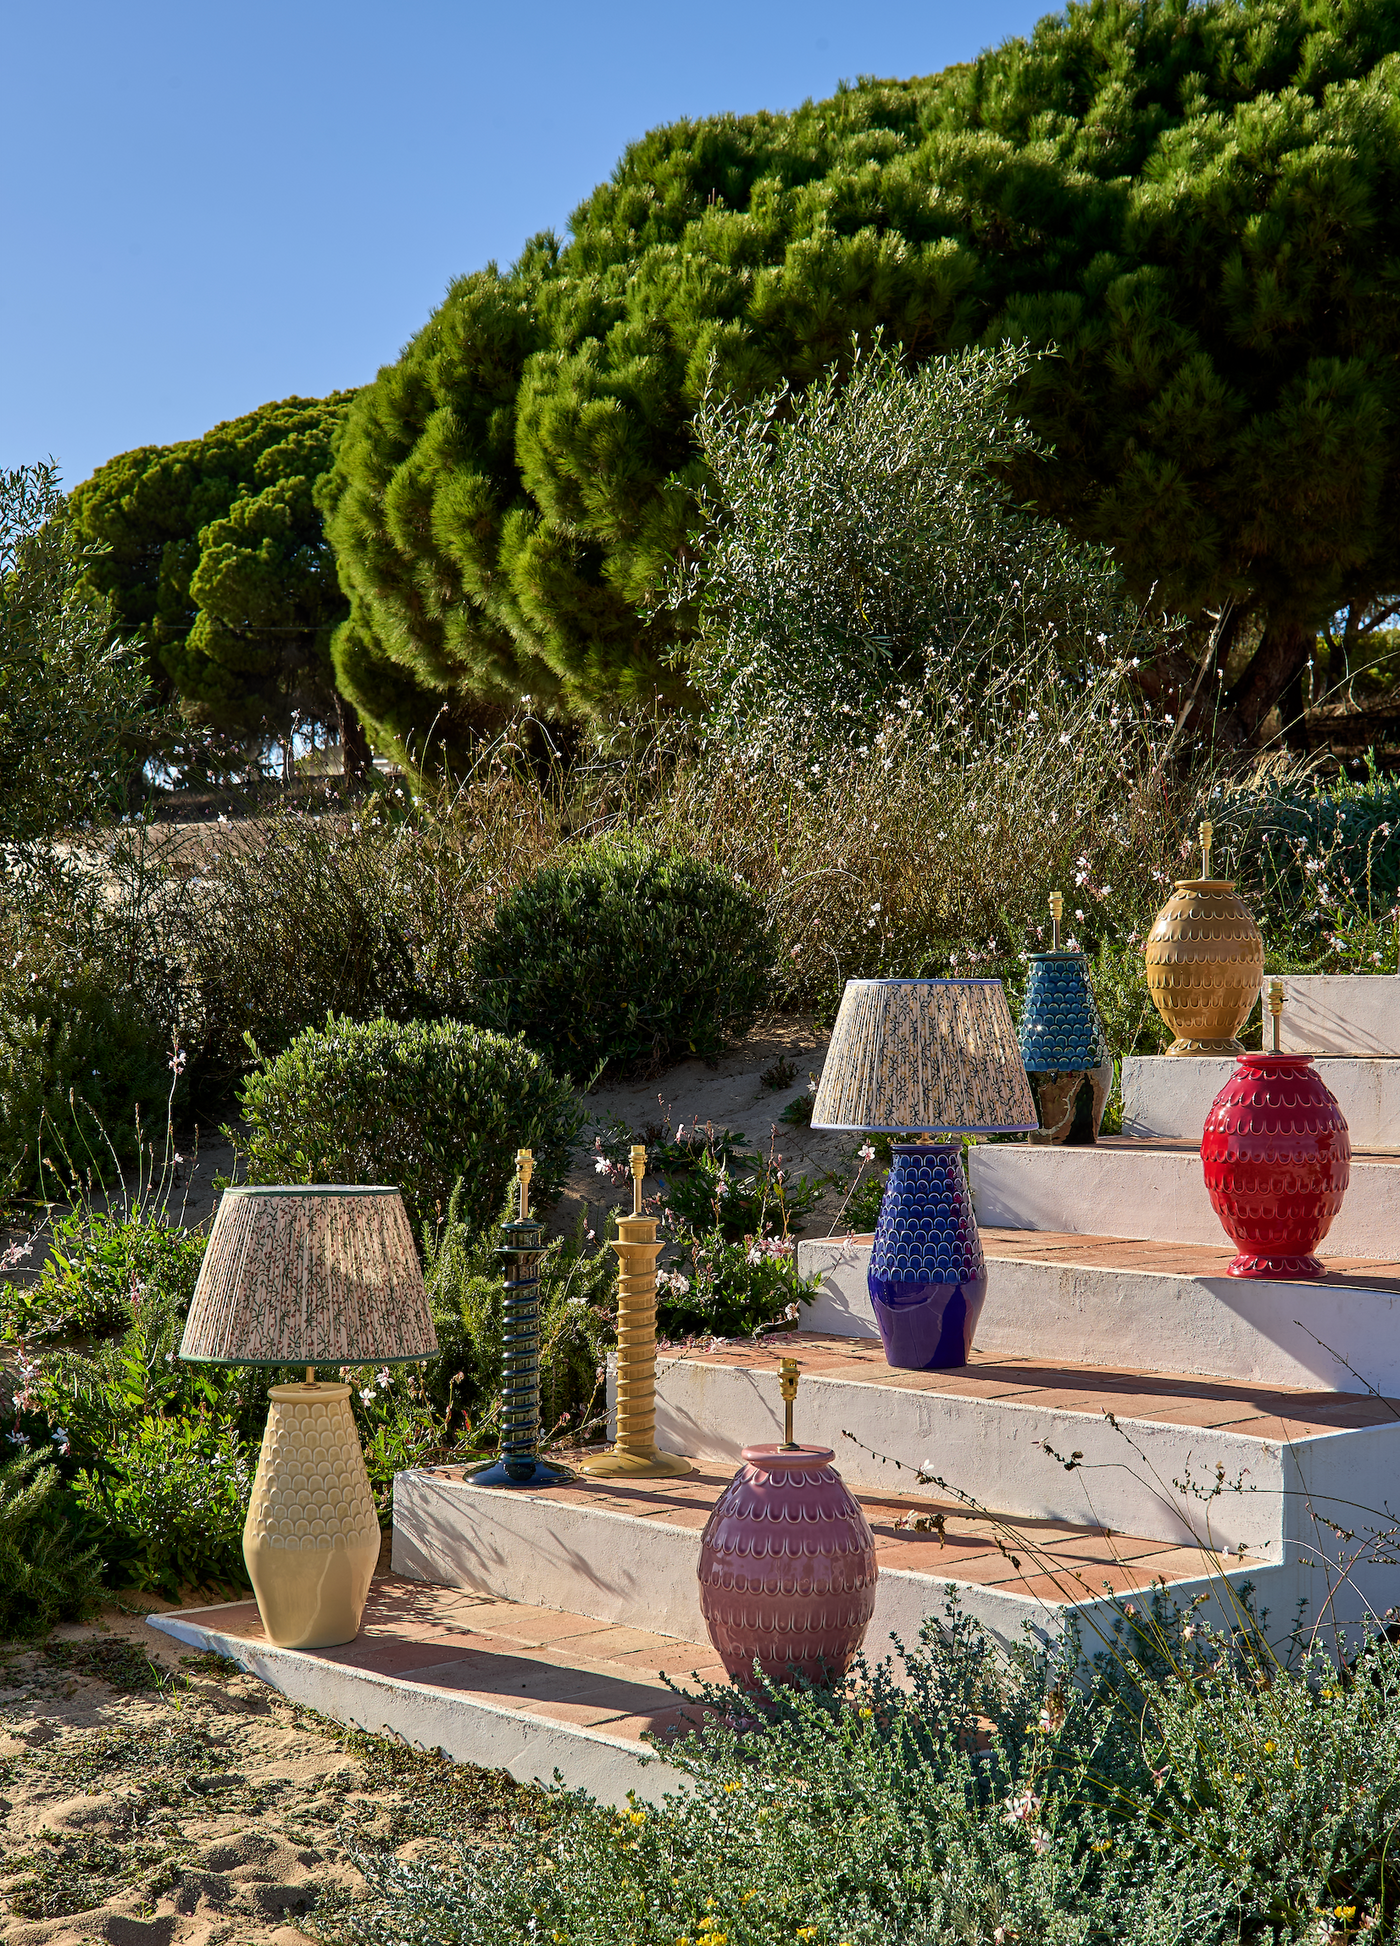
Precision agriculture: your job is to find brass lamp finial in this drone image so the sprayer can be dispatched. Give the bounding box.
[1049,890,1063,954]
[1199,819,1213,879]
[1268,979,1284,1053]
[630,1143,646,1217]
[516,1148,534,1221]
[779,1357,800,1449]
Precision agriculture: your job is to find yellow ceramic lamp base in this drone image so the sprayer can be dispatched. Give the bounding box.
[243,1382,381,1649]
[581,1156,691,1482]
[1145,879,1264,1057]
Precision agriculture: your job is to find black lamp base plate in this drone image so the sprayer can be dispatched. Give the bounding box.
[463,1455,575,1490]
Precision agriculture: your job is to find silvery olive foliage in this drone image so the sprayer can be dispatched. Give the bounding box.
[677,340,1167,753]
[0,462,155,846]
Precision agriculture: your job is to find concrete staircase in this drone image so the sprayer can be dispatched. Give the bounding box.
[151,1073,1400,1806]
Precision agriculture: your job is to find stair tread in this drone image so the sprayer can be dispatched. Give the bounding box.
[655,1332,1400,1437]
[159,1578,720,1749]
[824,1227,1400,1289]
[421,1459,1266,1596]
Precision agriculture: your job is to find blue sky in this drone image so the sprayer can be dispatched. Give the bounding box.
[4,0,1049,488]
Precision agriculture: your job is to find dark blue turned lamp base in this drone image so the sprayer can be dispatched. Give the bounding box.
[867,1143,988,1370]
[466,1208,574,1490]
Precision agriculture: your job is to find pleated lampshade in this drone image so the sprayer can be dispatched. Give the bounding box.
[811,979,1038,1135]
[180,1184,437,1366]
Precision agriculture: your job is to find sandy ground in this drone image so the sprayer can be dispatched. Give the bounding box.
[0,1593,534,1946]
[553,1012,860,1239]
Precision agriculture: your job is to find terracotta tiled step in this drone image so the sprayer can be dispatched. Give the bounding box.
[980,1228,1400,1289]
[393,1458,1278,1664]
[148,1578,719,1805]
[800,1225,1400,1392]
[645,1333,1398,1566]
[965,1137,1400,1258]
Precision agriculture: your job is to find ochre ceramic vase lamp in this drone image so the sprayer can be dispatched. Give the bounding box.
[468,1150,575,1489]
[581,1144,690,1479]
[180,1184,437,1650]
[1145,819,1264,1055]
[1018,891,1114,1144]
[812,978,1038,1370]
[1201,981,1351,1279]
[697,1359,876,1692]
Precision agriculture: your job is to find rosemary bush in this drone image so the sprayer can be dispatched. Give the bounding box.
[331,1601,1400,1946]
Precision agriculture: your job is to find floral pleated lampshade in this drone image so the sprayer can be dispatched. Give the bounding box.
[811,979,1038,1135]
[180,1184,437,1366]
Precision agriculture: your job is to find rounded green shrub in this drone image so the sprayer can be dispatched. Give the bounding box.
[238,1014,584,1236]
[0,957,178,1198]
[469,836,774,1081]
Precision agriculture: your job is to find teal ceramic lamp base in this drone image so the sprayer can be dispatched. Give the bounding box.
[1018,951,1112,1147]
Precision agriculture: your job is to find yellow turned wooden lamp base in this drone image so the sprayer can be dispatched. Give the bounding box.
[243,1382,381,1649]
[580,1147,692,1482]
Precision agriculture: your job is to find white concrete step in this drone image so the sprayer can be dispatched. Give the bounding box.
[1123,1055,1400,1148]
[148,1579,718,1807]
[1268,975,1400,1057]
[967,1139,1400,1258]
[644,1335,1397,1566]
[391,1457,1297,1666]
[800,1229,1400,1391]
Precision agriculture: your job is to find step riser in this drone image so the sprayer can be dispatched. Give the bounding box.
[644,1358,1287,1557]
[391,1470,1305,1658]
[147,1608,659,1803]
[800,1243,1400,1392]
[1123,1055,1400,1147]
[968,1147,1400,1257]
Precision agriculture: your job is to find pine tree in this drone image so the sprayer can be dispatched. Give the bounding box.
[321,0,1400,759]
[70,393,367,766]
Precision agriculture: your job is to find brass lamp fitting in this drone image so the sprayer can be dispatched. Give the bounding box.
[579,1143,691,1480]
[1049,891,1062,954]
[1268,979,1284,1053]
[1200,819,1213,879]
[779,1357,800,1449]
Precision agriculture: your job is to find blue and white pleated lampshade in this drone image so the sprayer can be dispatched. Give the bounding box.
[1017,953,1110,1075]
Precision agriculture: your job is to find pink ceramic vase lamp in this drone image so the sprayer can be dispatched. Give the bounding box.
[697,1359,877,1691]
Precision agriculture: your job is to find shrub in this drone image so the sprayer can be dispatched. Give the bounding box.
[0,953,178,1199]
[70,1415,251,1598]
[1,1205,205,1343]
[0,1450,104,1639]
[336,1598,1400,1946]
[470,836,774,1081]
[239,1013,584,1238]
[1213,753,1400,971]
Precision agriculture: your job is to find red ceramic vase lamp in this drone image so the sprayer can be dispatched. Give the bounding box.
[1201,981,1351,1280]
[697,1360,877,1692]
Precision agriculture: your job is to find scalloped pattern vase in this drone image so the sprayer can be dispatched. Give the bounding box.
[1145,879,1264,1056]
[867,1143,987,1369]
[697,1445,877,1691]
[1017,952,1113,1145]
[243,1382,382,1648]
[1201,1053,1351,1279]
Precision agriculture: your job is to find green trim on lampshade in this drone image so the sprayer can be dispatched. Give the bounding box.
[180,1350,434,1367]
[218,1183,402,1196]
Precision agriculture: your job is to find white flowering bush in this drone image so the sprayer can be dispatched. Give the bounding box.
[329,1597,1400,1946]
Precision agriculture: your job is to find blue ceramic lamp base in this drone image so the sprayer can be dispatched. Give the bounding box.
[867,1143,988,1370]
